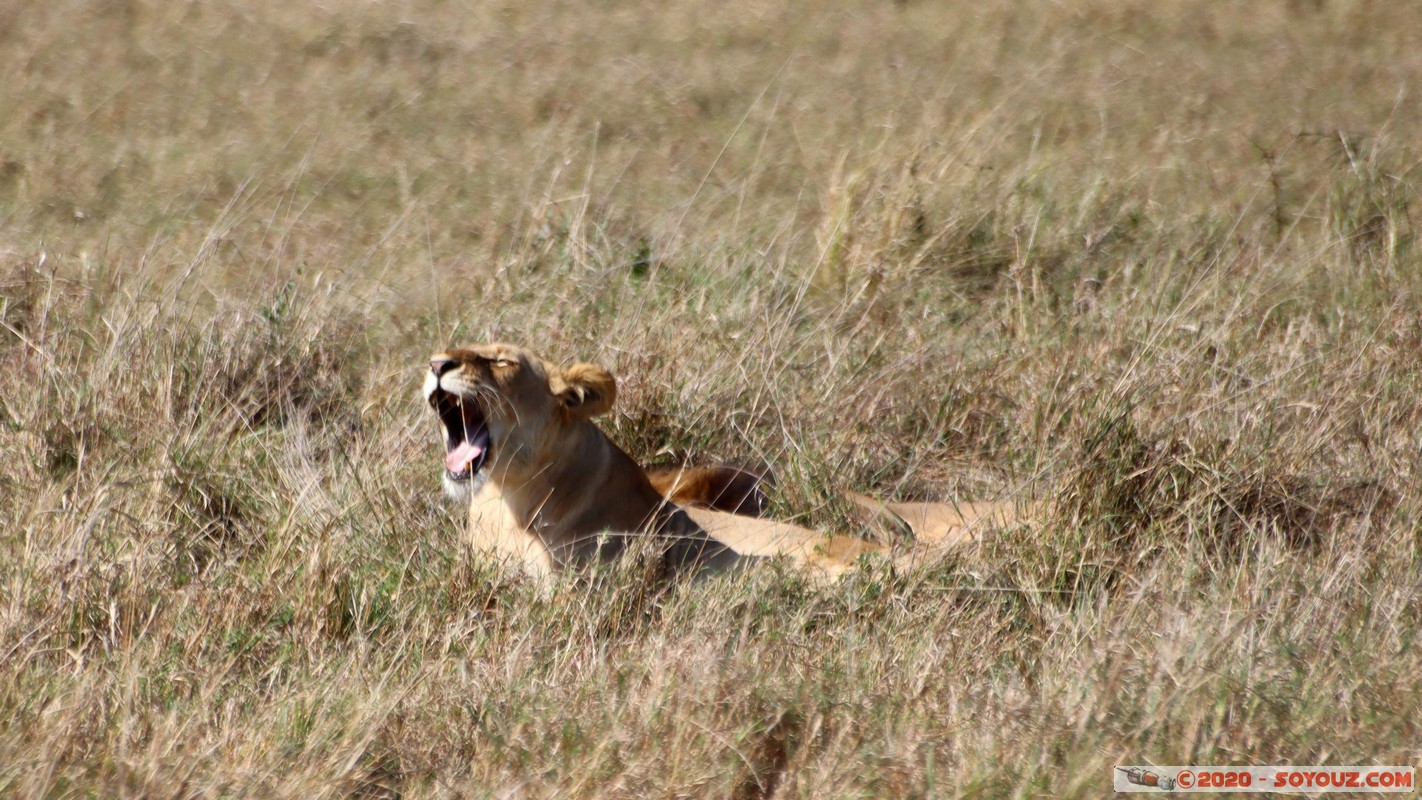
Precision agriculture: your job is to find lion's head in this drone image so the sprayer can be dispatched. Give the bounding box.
[424,343,616,505]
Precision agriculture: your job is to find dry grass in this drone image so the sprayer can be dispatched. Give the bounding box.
[3,0,1421,796]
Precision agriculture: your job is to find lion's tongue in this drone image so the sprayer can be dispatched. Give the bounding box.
[445,440,485,473]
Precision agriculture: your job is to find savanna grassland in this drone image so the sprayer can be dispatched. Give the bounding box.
[3,0,1421,796]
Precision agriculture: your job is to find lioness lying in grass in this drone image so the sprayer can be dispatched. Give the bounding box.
[426,343,1034,579]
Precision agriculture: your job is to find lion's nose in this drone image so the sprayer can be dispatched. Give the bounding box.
[429,356,457,376]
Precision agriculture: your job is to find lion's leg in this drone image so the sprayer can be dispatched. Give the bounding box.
[847,491,1044,545]
[888,499,1043,545]
[680,506,883,580]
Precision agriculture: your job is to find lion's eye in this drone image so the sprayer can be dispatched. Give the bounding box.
[491,359,516,368]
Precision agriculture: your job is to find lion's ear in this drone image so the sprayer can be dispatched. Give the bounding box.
[551,362,616,419]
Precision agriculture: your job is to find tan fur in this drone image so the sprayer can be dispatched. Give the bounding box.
[682,507,880,578]
[845,491,1040,546]
[426,343,878,579]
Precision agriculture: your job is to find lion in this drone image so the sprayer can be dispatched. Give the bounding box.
[425,343,882,579]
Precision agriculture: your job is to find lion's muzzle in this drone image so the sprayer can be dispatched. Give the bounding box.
[427,359,492,482]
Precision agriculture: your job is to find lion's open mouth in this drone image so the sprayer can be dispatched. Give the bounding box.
[431,389,491,482]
